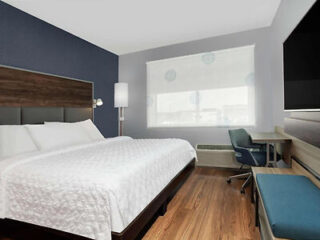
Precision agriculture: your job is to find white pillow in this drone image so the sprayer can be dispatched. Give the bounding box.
[45,119,104,141]
[0,125,39,160]
[26,124,92,151]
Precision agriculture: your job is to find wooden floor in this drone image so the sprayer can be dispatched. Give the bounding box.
[143,167,260,240]
[0,167,260,240]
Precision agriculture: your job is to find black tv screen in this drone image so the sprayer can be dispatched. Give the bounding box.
[284,1,320,111]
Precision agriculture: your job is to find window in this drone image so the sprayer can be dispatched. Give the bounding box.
[147,45,255,127]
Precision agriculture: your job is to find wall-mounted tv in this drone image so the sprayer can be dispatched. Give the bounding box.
[284,1,320,111]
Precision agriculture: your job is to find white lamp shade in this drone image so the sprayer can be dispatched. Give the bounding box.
[96,98,103,106]
[114,82,128,107]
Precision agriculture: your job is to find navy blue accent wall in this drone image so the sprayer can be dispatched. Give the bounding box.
[0,1,118,137]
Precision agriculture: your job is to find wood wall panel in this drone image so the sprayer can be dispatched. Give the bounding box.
[276,126,320,176]
[284,114,320,148]
[0,66,93,107]
[290,112,320,121]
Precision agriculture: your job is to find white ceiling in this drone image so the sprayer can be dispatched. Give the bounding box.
[3,0,281,55]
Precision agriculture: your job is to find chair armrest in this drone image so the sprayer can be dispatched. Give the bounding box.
[248,143,266,151]
[247,143,263,149]
[234,146,259,166]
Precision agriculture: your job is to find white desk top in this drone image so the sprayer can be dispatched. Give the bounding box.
[250,132,291,143]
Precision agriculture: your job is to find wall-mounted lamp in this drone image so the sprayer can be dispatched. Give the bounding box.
[114,82,128,136]
[93,98,103,108]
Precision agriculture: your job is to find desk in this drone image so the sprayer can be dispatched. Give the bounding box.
[250,132,291,167]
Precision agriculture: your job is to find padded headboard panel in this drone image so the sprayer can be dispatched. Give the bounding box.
[0,65,93,124]
[64,107,93,122]
[0,107,93,125]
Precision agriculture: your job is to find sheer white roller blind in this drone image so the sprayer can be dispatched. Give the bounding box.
[147,45,255,127]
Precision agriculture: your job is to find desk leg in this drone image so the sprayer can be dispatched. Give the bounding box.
[266,143,270,167]
[273,143,277,167]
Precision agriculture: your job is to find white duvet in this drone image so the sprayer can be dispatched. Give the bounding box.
[0,137,196,240]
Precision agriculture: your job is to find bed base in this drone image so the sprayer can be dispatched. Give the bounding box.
[0,158,195,240]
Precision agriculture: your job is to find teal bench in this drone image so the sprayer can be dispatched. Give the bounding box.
[256,174,320,240]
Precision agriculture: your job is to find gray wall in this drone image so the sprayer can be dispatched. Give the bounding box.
[119,28,274,146]
[119,0,316,146]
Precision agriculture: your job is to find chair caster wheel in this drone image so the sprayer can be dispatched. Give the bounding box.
[227,179,231,184]
[240,189,245,194]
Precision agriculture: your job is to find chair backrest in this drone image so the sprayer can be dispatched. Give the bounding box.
[229,128,257,166]
[228,128,251,148]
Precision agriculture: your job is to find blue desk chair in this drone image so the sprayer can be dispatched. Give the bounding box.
[227,128,279,194]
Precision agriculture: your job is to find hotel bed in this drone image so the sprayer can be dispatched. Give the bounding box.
[0,65,196,240]
[0,135,195,240]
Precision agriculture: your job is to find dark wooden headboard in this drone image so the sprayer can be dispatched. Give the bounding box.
[0,65,93,124]
[0,65,92,107]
